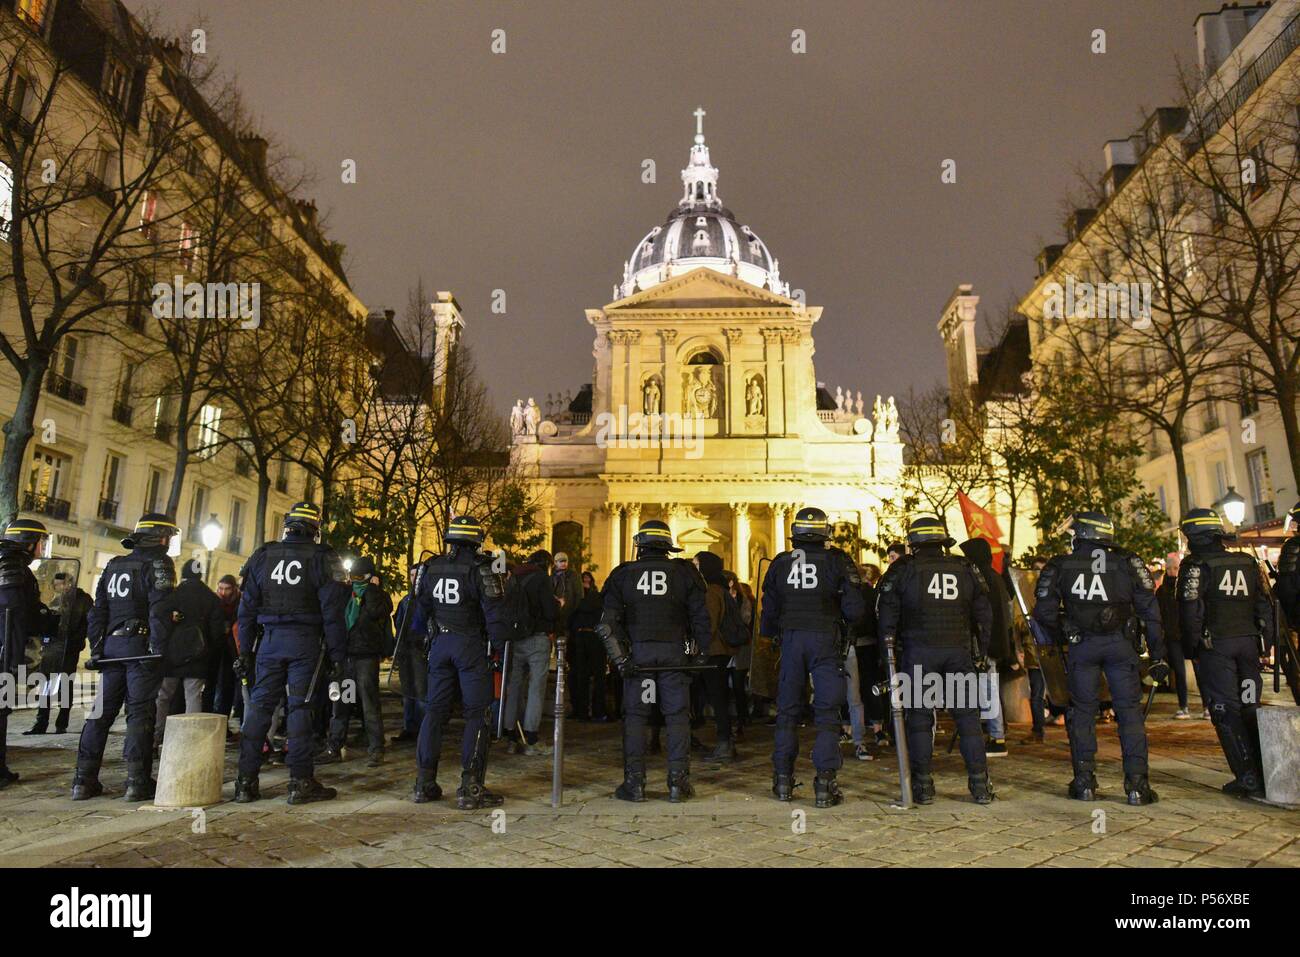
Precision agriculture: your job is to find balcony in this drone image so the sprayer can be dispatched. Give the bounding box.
[152,421,174,444]
[111,400,133,426]
[98,498,120,523]
[82,173,114,206]
[66,264,107,300]
[23,491,71,522]
[0,101,35,141]
[44,370,87,405]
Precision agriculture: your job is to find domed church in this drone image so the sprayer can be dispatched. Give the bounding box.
[510,110,905,585]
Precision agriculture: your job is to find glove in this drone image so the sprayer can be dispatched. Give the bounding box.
[972,654,991,674]
[86,643,104,671]
[233,653,254,684]
[420,632,434,656]
[329,659,346,683]
[1147,660,1171,684]
[614,656,636,679]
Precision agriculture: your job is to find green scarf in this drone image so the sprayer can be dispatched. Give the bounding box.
[346,581,366,630]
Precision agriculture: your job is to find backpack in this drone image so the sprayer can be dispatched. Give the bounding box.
[497,571,534,642]
[719,590,750,648]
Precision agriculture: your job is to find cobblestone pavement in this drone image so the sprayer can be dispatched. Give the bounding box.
[2,693,1297,868]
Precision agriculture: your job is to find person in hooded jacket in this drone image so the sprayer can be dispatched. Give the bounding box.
[26,571,91,735]
[959,538,1014,758]
[152,559,225,751]
[322,556,392,767]
[695,551,737,763]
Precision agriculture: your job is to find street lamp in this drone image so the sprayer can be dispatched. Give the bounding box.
[1216,487,1247,528]
[201,514,223,585]
[342,557,354,575]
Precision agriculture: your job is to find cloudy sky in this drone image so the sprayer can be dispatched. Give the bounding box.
[134,0,1212,410]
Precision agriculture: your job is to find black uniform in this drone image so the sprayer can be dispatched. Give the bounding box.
[760,542,865,778]
[236,533,348,783]
[877,545,993,779]
[1278,533,1300,631]
[76,545,176,787]
[31,581,92,733]
[0,541,52,783]
[1178,543,1271,793]
[601,552,711,781]
[1033,541,1163,781]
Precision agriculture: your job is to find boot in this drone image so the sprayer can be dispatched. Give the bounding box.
[54,708,71,734]
[23,708,49,735]
[704,738,736,763]
[1222,778,1265,799]
[1068,764,1099,801]
[772,772,796,802]
[614,770,646,802]
[1214,722,1265,800]
[234,773,261,803]
[316,744,344,764]
[413,771,443,804]
[911,773,935,806]
[70,770,103,801]
[814,772,843,808]
[667,770,694,803]
[287,777,337,805]
[456,769,503,810]
[123,775,157,802]
[968,772,995,805]
[0,767,18,789]
[1124,774,1158,806]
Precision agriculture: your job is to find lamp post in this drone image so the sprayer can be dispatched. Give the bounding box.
[1216,487,1247,528]
[201,514,224,586]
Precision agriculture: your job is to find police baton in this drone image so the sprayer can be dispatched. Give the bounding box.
[304,645,327,704]
[879,635,912,809]
[85,653,162,669]
[495,639,511,739]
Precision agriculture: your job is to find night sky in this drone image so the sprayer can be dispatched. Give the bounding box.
[132,0,1212,412]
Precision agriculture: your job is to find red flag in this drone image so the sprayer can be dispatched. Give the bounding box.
[957,490,1006,574]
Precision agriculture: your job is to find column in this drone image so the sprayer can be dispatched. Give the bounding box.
[730,502,750,584]
[605,503,622,571]
[540,507,554,553]
[761,328,785,435]
[663,502,683,545]
[623,503,642,561]
[724,328,744,435]
[660,330,680,415]
[608,331,628,423]
[624,330,642,420]
[768,502,787,554]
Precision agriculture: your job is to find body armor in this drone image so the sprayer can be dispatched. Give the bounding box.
[1198,552,1261,639]
[0,544,30,591]
[909,555,975,646]
[101,553,155,633]
[774,547,840,632]
[619,555,691,643]
[1058,550,1132,634]
[257,541,322,621]
[423,552,483,634]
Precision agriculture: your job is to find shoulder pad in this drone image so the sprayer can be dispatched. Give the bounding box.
[478,562,507,599]
[1034,559,1060,599]
[1180,563,1203,601]
[1127,553,1155,591]
[150,556,176,592]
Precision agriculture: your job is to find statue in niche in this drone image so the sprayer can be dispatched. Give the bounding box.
[684,367,718,417]
[643,377,662,416]
[745,376,764,416]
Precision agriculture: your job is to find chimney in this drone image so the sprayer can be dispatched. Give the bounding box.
[1100,138,1138,196]
[1196,3,1271,77]
[239,133,268,176]
[294,198,318,230]
[154,37,183,72]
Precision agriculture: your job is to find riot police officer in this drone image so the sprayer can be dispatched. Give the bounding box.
[759,507,865,807]
[73,513,178,801]
[412,515,509,809]
[1177,509,1272,798]
[597,519,711,803]
[1033,511,1166,805]
[877,515,994,805]
[234,502,348,805]
[1278,500,1300,633]
[0,518,52,789]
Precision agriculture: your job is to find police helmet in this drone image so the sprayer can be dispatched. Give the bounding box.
[445,515,485,545]
[1179,507,1225,541]
[1069,511,1115,542]
[284,502,323,537]
[632,519,681,553]
[790,506,831,542]
[2,517,48,552]
[1286,500,1300,534]
[128,513,180,548]
[906,515,954,547]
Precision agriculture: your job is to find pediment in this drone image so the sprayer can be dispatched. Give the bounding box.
[605,267,801,311]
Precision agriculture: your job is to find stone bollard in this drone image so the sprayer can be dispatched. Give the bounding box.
[1258,705,1300,807]
[154,713,227,808]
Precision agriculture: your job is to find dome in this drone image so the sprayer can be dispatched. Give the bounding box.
[616,110,789,300]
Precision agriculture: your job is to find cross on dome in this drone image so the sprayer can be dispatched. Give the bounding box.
[682,106,720,208]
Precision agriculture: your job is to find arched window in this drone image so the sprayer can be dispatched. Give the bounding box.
[686,350,719,366]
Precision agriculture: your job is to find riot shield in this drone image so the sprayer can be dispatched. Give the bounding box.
[29,557,82,674]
